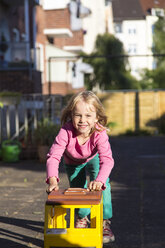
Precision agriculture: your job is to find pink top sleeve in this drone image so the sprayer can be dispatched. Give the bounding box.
[46,126,68,183]
[94,130,114,185]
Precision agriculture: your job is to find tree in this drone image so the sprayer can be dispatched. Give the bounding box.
[153,17,165,65]
[81,33,139,90]
[140,17,165,89]
[140,62,165,89]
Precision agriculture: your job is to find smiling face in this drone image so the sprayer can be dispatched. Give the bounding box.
[72,100,98,137]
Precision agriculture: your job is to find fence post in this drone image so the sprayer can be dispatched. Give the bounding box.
[6,106,10,139]
[135,91,140,131]
[15,105,19,138]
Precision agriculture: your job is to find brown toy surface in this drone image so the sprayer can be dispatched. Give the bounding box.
[46,188,102,205]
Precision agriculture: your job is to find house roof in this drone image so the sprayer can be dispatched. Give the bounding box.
[139,0,165,15]
[112,0,165,22]
[112,0,145,22]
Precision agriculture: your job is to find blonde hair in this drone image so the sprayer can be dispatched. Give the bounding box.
[61,91,107,132]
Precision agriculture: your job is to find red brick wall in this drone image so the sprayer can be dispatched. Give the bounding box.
[44,9,70,29]
[42,82,85,96]
[43,82,72,95]
[36,7,84,48]
[36,6,47,44]
[54,30,84,48]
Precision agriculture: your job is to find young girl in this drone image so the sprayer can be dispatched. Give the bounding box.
[46,91,115,243]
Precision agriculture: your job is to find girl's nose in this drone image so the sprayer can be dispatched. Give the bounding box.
[80,116,85,122]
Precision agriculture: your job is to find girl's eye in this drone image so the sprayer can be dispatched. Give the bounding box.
[86,115,91,117]
[74,114,80,117]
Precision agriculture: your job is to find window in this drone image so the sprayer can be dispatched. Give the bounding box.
[128,28,136,35]
[128,44,137,54]
[114,23,122,33]
[151,24,155,34]
[105,0,112,6]
[47,37,54,44]
[152,60,157,70]
[151,8,164,17]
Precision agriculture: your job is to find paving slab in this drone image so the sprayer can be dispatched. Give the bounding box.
[0,136,165,248]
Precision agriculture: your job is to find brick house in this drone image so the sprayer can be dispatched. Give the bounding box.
[0,0,41,94]
[36,0,92,95]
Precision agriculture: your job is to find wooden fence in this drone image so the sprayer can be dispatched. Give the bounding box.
[98,90,165,135]
[0,94,63,143]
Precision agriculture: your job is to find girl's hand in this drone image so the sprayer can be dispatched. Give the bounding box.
[46,176,59,193]
[88,180,103,191]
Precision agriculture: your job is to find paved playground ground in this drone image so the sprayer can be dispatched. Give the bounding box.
[0,136,165,248]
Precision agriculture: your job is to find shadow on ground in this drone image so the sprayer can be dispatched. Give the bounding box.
[0,216,44,247]
[0,159,46,172]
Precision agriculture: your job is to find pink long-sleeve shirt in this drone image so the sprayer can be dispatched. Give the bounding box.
[46,121,114,186]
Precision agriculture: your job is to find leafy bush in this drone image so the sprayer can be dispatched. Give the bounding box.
[0,91,22,97]
[34,118,60,146]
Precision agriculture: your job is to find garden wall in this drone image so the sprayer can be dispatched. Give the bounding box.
[97,90,165,135]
